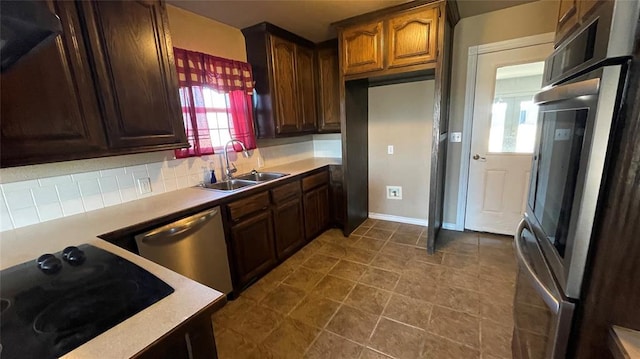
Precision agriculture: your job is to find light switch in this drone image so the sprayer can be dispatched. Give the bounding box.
[387,145,394,155]
[450,132,462,143]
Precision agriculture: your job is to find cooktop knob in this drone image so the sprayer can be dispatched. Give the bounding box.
[36,254,62,274]
[62,246,86,265]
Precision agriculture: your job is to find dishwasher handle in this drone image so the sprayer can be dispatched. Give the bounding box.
[138,208,219,245]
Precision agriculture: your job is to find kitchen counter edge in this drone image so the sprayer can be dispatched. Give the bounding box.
[0,157,340,358]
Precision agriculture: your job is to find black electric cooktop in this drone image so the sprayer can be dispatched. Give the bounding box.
[0,244,174,359]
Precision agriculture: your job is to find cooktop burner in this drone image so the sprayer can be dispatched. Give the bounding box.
[0,244,174,359]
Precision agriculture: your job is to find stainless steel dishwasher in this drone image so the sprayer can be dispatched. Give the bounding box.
[135,207,233,294]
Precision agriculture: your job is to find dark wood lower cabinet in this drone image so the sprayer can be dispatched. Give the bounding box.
[329,165,345,228]
[134,300,223,359]
[229,210,277,287]
[303,184,330,240]
[273,196,305,259]
[223,170,338,294]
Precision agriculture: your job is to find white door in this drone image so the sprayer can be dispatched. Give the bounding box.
[465,43,553,235]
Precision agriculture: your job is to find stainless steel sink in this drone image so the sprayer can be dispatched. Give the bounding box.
[235,171,289,182]
[201,179,257,191]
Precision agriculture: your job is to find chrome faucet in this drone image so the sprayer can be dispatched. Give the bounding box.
[223,139,250,180]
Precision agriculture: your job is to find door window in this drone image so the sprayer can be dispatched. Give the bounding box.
[488,62,545,154]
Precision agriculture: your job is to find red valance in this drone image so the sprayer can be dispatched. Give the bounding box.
[173,48,254,95]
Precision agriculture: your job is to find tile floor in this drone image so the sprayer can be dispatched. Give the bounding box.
[212,219,517,359]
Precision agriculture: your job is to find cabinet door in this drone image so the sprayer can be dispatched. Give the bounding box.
[317,184,331,232]
[555,0,580,45]
[303,184,331,240]
[579,0,609,19]
[0,0,107,167]
[304,190,319,240]
[296,46,318,132]
[79,0,188,150]
[329,165,345,226]
[387,7,439,69]
[317,46,341,133]
[341,20,384,75]
[273,196,305,260]
[270,35,300,134]
[230,210,277,286]
[135,304,217,359]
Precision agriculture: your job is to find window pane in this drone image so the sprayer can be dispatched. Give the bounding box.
[202,87,228,109]
[219,130,231,145]
[217,112,229,129]
[488,62,544,153]
[210,129,221,148]
[206,112,218,129]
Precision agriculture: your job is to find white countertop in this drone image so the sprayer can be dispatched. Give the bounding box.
[0,157,340,358]
[611,326,640,359]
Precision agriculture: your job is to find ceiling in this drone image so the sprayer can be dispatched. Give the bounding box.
[168,0,539,43]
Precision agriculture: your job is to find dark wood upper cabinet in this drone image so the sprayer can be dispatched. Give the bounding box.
[341,20,384,76]
[337,3,442,79]
[269,35,300,134]
[79,0,187,149]
[0,0,187,168]
[317,41,341,133]
[242,23,317,138]
[556,0,580,45]
[0,0,107,167]
[296,46,318,132]
[554,0,611,46]
[387,7,438,68]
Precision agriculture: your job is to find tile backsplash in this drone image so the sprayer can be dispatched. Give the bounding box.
[0,136,340,232]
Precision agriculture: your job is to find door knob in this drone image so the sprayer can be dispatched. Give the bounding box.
[472,154,486,161]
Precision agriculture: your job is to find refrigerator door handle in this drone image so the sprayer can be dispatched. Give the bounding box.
[514,218,561,314]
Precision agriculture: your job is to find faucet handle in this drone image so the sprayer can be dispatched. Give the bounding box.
[229,163,237,174]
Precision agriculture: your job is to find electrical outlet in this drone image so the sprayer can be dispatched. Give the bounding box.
[386,186,402,200]
[137,177,152,194]
[450,132,462,143]
[387,145,394,155]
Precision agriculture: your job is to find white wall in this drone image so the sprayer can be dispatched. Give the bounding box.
[368,81,434,224]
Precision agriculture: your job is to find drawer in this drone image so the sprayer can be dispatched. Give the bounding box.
[271,180,301,204]
[227,191,270,221]
[302,171,329,192]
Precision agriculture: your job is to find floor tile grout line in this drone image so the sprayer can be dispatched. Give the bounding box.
[362,287,396,355]
[213,221,517,358]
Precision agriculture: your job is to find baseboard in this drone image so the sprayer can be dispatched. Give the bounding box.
[442,223,459,230]
[368,213,428,226]
[367,213,462,232]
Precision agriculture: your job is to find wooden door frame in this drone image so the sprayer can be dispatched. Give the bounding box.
[456,32,555,232]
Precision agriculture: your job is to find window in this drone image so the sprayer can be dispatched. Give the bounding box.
[487,62,544,154]
[173,48,257,158]
[202,88,232,149]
